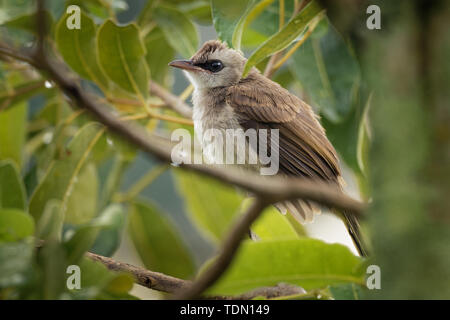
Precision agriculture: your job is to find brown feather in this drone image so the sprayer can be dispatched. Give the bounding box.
[226,69,341,183]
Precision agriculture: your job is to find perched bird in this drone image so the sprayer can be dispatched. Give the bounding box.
[169,40,366,256]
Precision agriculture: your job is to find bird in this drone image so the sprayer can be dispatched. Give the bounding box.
[169,40,367,256]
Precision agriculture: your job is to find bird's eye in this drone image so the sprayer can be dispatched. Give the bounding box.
[199,60,224,73]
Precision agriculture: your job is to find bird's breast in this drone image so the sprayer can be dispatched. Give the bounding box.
[191,92,257,168]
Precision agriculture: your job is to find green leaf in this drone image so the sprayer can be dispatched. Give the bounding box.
[128,200,195,279]
[322,100,364,174]
[329,283,363,300]
[36,200,63,241]
[0,160,26,210]
[243,1,324,77]
[211,0,257,48]
[65,162,99,225]
[0,80,47,110]
[67,256,134,299]
[207,239,365,296]
[251,205,302,240]
[289,19,360,122]
[144,27,174,85]
[357,94,372,178]
[137,0,157,26]
[36,240,67,299]
[97,20,149,100]
[241,198,304,240]
[90,204,126,257]
[154,5,198,58]
[232,0,275,50]
[0,208,34,242]
[29,122,104,222]
[64,203,124,264]
[0,0,34,25]
[66,0,110,20]
[3,11,53,35]
[248,0,294,38]
[0,240,33,288]
[0,101,27,167]
[180,1,212,25]
[55,11,110,91]
[173,170,243,243]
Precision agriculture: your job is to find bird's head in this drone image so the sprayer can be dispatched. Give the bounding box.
[169,40,246,89]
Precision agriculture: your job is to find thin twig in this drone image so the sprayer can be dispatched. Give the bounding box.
[279,0,285,29]
[115,164,169,202]
[174,198,269,299]
[150,82,193,118]
[178,84,194,102]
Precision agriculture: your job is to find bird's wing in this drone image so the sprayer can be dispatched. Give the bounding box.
[226,71,341,182]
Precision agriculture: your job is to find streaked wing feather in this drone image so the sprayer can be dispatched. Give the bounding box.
[226,70,341,182]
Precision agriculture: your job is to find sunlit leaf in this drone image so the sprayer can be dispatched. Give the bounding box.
[56,11,110,91]
[0,160,26,210]
[129,200,195,279]
[154,5,198,58]
[243,1,324,76]
[173,170,243,243]
[97,20,149,100]
[29,123,104,222]
[251,206,303,240]
[207,239,365,296]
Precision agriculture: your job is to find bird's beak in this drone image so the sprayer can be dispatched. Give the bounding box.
[168,60,200,72]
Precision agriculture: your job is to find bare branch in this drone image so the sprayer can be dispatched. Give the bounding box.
[174,198,269,299]
[86,252,190,293]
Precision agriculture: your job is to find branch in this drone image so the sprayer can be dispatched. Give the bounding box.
[1,2,366,300]
[86,252,190,293]
[86,251,308,299]
[0,42,363,217]
[150,82,193,118]
[174,198,269,299]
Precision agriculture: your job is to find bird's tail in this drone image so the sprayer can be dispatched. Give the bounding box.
[276,200,368,257]
[339,209,368,257]
[275,199,320,224]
